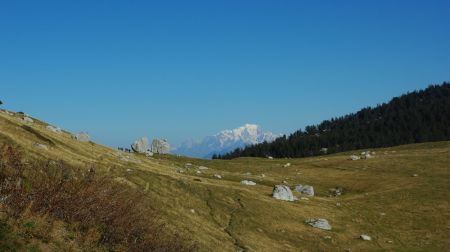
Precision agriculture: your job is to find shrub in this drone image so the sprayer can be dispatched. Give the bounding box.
[0,144,195,251]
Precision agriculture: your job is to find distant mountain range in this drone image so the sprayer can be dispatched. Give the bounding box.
[173,124,279,158]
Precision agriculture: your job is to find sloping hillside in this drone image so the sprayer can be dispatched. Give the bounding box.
[219,82,450,159]
[1,110,449,251]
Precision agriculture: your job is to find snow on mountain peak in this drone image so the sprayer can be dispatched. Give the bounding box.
[173,124,280,158]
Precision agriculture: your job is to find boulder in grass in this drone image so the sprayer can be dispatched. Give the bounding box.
[131,137,150,153]
[360,234,371,241]
[272,185,295,201]
[151,139,171,154]
[46,125,62,133]
[241,180,256,186]
[305,218,332,230]
[74,132,90,142]
[23,116,34,123]
[295,184,314,196]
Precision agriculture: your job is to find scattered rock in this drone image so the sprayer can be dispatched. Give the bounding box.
[198,166,208,170]
[324,235,332,240]
[349,155,360,161]
[267,156,274,160]
[360,234,371,241]
[74,132,90,142]
[412,174,418,177]
[214,174,222,179]
[151,139,170,154]
[131,137,151,153]
[241,180,256,186]
[305,219,332,230]
[295,184,315,196]
[283,163,291,168]
[300,197,310,201]
[126,169,132,172]
[23,116,33,123]
[244,172,252,175]
[177,169,184,173]
[272,185,295,201]
[190,209,196,214]
[185,163,192,167]
[329,187,343,197]
[261,174,266,178]
[196,170,202,174]
[35,143,48,150]
[46,125,62,133]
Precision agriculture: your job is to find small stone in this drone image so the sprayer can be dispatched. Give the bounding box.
[190,209,196,214]
[214,174,222,179]
[196,170,202,174]
[126,169,132,172]
[324,236,332,240]
[35,143,48,150]
[412,174,418,177]
[198,166,208,170]
[360,234,371,241]
[283,163,291,168]
[349,155,360,161]
[241,180,256,186]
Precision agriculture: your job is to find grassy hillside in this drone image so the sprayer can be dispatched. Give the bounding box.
[1,109,449,251]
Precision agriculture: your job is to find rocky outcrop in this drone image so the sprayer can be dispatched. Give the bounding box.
[151,139,170,154]
[131,137,151,153]
[272,185,295,201]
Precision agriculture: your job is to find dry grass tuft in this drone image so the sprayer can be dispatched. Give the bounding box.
[0,144,195,251]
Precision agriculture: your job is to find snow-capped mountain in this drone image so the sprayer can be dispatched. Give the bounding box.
[173,124,280,158]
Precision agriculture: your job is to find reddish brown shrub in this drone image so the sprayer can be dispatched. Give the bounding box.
[0,144,195,251]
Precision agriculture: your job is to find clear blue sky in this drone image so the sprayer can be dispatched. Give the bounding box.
[1,0,449,148]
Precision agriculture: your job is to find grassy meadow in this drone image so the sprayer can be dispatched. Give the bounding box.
[1,110,449,251]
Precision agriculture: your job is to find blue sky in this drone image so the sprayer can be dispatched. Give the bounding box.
[1,0,449,148]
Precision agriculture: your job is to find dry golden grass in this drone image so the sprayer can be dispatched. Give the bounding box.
[1,109,449,251]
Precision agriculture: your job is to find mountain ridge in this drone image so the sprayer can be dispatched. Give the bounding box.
[173,124,279,158]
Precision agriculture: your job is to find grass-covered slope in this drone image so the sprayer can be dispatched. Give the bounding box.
[1,109,449,251]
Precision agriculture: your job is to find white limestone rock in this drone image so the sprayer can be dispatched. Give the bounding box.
[74,132,90,142]
[272,185,295,201]
[46,125,62,133]
[295,184,314,196]
[151,139,170,154]
[241,180,256,186]
[305,218,332,230]
[131,137,150,153]
[360,234,372,241]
